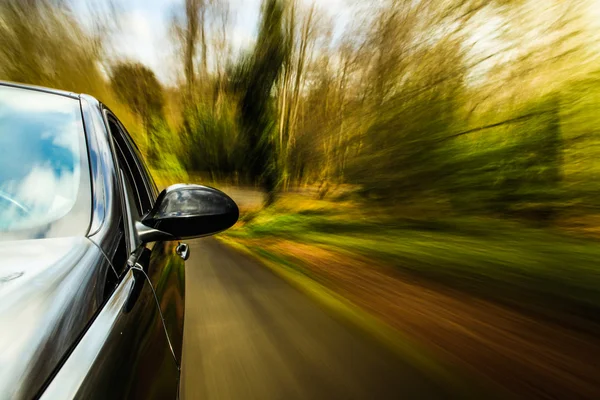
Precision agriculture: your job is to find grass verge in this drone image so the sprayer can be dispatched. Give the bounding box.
[224,196,600,332]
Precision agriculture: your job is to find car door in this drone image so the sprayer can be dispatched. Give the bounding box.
[106,114,186,366]
[40,111,179,399]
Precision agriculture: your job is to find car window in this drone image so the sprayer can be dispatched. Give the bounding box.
[105,114,155,216]
[116,120,159,201]
[0,85,91,239]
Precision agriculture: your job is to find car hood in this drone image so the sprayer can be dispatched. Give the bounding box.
[0,236,114,399]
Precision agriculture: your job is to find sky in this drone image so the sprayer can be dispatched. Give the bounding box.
[74,0,350,85]
[73,0,600,86]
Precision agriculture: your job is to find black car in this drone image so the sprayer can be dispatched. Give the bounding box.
[0,82,239,399]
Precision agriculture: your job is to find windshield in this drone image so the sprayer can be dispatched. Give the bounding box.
[0,85,91,240]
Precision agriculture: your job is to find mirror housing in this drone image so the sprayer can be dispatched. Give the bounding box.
[139,184,239,241]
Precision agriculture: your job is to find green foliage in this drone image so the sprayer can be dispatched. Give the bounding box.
[110,62,167,164]
[110,62,165,124]
[225,201,600,330]
[347,84,462,198]
[444,95,564,221]
[180,98,242,179]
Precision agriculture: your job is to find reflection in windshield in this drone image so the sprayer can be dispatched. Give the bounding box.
[0,86,83,231]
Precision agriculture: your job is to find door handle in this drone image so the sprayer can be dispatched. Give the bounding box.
[176,243,190,261]
[124,264,146,313]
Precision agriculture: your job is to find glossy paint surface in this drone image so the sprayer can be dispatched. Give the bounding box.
[143,184,239,239]
[145,241,186,364]
[82,96,125,267]
[40,268,179,400]
[98,106,187,367]
[0,237,116,399]
[80,97,107,236]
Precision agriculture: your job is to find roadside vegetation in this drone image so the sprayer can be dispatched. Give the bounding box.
[224,194,600,329]
[220,192,600,398]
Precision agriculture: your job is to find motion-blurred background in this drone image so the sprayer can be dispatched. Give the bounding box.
[3,0,600,398]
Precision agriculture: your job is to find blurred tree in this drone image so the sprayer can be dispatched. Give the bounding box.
[277,0,316,190]
[171,0,207,93]
[337,0,471,200]
[210,2,232,113]
[0,0,107,96]
[234,0,288,205]
[110,62,166,163]
[170,0,240,181]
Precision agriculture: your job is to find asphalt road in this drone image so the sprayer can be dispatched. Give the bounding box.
[180,238,448,400]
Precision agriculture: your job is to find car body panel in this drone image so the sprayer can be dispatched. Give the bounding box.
[85,99,187,366]
[40,267,179,400]
[0,80,78,100]
[81,96,124,260]
[80,96,107,237]
[0,236,117,400]
[145,241,186,363]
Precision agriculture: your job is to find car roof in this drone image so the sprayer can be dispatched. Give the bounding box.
[0,80,80,100]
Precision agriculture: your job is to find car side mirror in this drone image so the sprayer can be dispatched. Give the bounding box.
[137,184,239,242]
